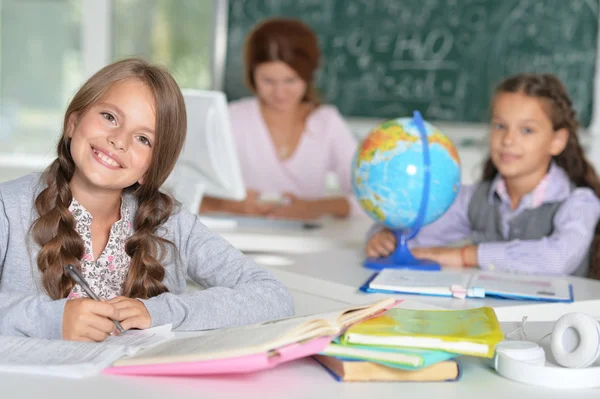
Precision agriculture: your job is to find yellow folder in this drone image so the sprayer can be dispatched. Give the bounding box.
[340,307,503,358]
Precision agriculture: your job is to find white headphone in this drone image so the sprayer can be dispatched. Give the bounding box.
[494,313,600,389]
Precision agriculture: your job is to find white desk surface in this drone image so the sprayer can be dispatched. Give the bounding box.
[3,358,600,399]
[258,248,600,322]
[208,215,373,254]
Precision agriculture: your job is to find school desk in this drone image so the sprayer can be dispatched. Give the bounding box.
[257,248,600,322]
[202,214,373,254]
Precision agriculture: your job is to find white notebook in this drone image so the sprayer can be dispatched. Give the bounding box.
[0,324,173,378]
[361,269,573,302]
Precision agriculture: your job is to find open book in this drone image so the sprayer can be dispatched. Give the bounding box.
[361,269,573,302]
[104,297,397,376]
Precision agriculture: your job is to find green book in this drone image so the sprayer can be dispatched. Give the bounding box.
[320,338,457,370]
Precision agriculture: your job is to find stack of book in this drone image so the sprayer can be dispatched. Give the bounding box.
[314,306,504,382]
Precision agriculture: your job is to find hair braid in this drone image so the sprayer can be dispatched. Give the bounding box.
[32,150,85,299]
[121,188,174,299]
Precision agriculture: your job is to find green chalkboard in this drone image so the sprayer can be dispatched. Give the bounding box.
[224,0,598,126]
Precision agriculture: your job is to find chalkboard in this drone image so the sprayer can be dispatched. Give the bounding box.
[224,0,599,126]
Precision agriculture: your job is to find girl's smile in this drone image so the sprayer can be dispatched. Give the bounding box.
[497,152,522,163]
[91,146,123,169]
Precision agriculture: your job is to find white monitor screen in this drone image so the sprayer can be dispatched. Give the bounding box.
[164,89,245,214]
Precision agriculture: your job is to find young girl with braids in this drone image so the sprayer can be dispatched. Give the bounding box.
[366,73,600,277]
[0,58,293,341]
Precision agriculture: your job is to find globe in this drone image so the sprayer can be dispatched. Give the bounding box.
[351,111,461,270]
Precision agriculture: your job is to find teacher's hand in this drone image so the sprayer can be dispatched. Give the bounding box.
[231,190,277,216]
[267,193,322,220]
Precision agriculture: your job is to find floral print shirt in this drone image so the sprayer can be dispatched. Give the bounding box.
[67,198,133,300]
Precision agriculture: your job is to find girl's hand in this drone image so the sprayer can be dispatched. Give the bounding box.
[62,298,120,342]
[267,193,322,220]
[107,296,152,331]
[366,229,397,258]
[411,247,464,268]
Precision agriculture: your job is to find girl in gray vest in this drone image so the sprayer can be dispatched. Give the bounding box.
[366,74,600,278]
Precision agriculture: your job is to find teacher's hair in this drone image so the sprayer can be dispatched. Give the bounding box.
[244,17,321,104]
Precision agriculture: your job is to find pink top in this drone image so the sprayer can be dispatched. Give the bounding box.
[228,97,360,214]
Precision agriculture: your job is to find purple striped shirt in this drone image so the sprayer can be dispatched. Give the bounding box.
[368,163,600,275]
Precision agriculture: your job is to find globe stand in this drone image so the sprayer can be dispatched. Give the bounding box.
[364,231,440,271]
[363,110,441,272]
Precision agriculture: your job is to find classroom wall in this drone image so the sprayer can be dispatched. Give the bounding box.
[0,154,54,184]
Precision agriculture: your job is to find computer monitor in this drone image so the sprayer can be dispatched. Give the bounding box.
[163,89,246,214]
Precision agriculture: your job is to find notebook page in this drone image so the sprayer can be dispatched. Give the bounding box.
[267,300,395,343]
[337,298,396,328]
[472,272,572,301]
[0,336,134,378]
[104,324,174,348]
[0,324,173,378]
[370,269,473,294]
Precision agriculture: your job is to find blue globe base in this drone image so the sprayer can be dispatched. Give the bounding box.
[364,234,441,271]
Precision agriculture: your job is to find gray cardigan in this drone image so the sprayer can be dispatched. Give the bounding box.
[0,173,294,339]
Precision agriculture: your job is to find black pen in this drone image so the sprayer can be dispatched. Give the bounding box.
[64,264,126,333]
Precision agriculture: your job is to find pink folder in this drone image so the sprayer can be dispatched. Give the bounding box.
[102,335,334,376]
[103,300,401,377]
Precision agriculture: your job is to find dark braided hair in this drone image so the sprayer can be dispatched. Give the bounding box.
[482,73,600,279]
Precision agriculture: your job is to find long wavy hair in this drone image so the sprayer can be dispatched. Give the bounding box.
[482,73,600,278]
[32,58,187,299]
